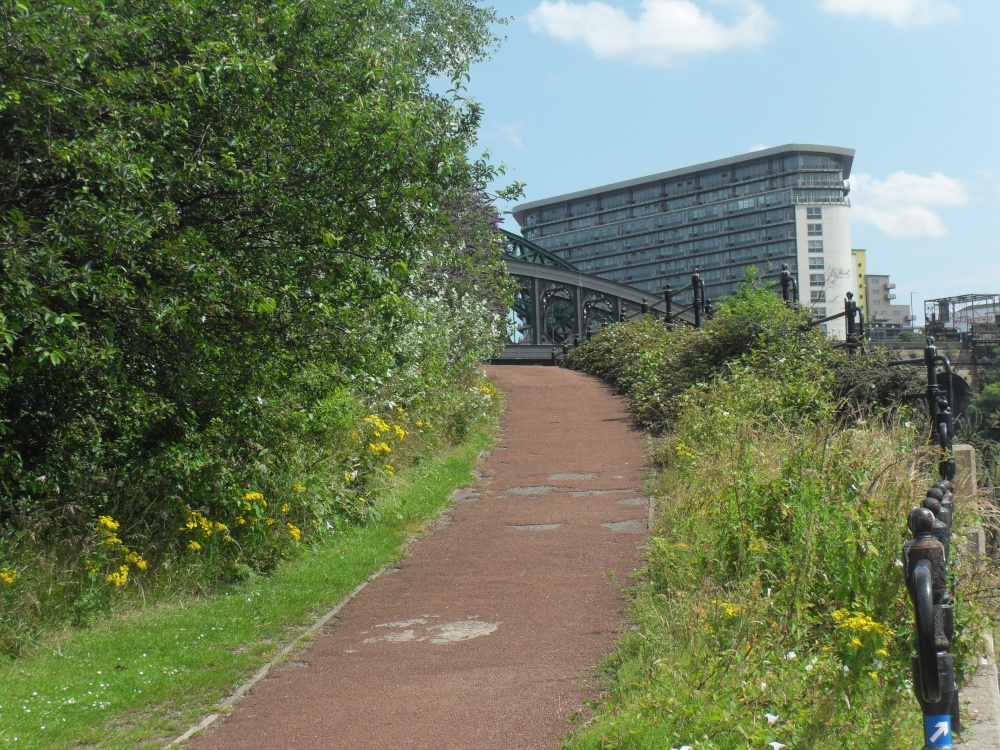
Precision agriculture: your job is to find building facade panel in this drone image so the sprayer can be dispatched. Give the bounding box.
[513,144,855,338]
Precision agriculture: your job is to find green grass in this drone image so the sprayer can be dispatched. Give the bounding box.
[0,424,495,749]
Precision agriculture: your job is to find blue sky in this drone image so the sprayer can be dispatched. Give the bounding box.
[466,0,999,320]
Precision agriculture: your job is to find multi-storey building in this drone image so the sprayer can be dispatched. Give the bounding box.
[852,248,867,312]
[512,144,856,338]
[865,273,914,333]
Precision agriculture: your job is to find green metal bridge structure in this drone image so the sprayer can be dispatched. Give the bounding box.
[497,230,694,363]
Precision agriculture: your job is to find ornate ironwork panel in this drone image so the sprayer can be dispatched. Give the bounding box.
[540,281,577,344]
[508,276,535,344]
[583,291,617,333]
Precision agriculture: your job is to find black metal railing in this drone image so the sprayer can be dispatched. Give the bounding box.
[900,337,959,749]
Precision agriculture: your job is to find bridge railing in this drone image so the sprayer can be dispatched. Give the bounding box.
[893,338,961,748]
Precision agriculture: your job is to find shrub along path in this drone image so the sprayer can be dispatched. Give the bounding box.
[183,366,648,749]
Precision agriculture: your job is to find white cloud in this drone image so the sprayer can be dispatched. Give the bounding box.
[526,0,777,67]
[818,0,960,28]
[851,171,968,238]
[499,123,525,149]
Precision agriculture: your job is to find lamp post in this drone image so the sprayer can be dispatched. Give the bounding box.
[911,292,916,329]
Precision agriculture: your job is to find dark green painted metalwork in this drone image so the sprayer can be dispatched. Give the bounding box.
[501,229,579,271]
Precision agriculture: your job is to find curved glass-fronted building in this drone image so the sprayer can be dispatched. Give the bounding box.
[512,144,854,338]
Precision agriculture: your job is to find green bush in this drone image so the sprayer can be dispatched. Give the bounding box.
[562,277,967,749]
[0,0,515,656]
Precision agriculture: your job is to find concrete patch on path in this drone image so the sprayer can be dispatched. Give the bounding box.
[508,523,563,531]
[503,485,557,496]
[362,617,500,645]
[548,472,598,481]
[603,520,647,533]
[617,497,649,506]
[571,488,641,497]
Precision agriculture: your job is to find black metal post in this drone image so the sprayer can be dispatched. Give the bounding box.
[641,297,647,315]
[664,284,673,326]
[692,271,703,329]
[845,292,858,354]
[903,507,956,750]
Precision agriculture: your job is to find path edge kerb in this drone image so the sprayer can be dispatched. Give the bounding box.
[163,452,491,749]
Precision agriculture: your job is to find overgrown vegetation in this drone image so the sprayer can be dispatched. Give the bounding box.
[0,412,498,749]
[0,0,514,656]
[563,278,977,749]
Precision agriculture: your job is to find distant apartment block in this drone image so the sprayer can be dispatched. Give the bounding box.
[865,273,914,331]
[512,144,856,338]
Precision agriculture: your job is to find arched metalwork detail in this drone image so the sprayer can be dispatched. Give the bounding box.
[508,276,535,344]
[501,229,579,271]
[540,281,577,344]
[583,291,617,333]
[494,233,695,362]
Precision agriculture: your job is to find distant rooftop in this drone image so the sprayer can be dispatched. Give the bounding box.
[512,144,855,225]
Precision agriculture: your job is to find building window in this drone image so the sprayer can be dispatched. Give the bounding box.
[807,207,822,219]
[807,223,823,236]
[808,240,824,253]
[814,307,827,318]
[811,291,826,302]
[810,273,825,286]
[809,257,824,269]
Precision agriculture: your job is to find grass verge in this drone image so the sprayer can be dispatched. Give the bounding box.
[560,281,989,749]
[0,422,495,749]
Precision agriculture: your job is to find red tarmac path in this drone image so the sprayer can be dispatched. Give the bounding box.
[184,366,648,749]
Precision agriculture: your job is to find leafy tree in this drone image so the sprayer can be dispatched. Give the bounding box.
[0,0,510,519]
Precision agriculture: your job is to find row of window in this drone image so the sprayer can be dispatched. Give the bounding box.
[574,240,799,271]
[526,198,802,244]
[524,174,843,228]
[531,210,798,249]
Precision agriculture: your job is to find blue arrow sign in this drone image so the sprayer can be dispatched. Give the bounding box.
[924,714,952,747]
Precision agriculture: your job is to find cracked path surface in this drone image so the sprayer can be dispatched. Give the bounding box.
[185,366,647,750]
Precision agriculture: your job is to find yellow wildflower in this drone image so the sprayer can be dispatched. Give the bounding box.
[876,648,890,658]
[107,565,129,587]
[712,600,741,618]
[0,568,18,585]
[266,518,276,526]
[344,472,353,484]
[237,516,246,525]
[104,535,123,546]
[292,482,305,492]
[188,541,202,551]
[287,524,301,541]
[416,420,423,427]
[85,561,100,574]
[243,492,265,502]
[851,637,864,648]
[97,515,120,531]
[124,551,148,570]
[832,609,894,639]
[281,503,290,513]
[869,671,879,681]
